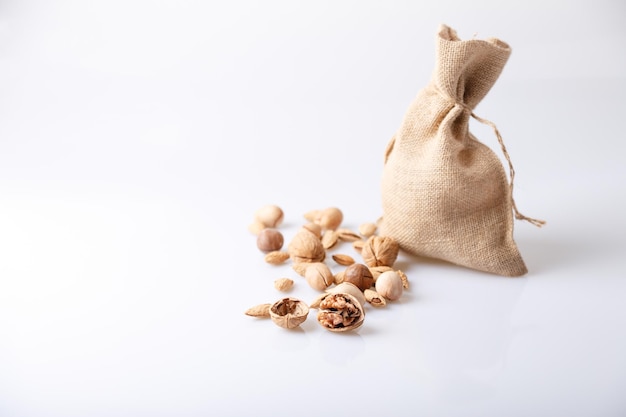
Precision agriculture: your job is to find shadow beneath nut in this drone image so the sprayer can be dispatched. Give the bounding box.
[318,330,365,365]
[271,325,310,351]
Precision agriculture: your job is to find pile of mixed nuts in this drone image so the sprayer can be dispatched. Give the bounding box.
[245,205,409,332]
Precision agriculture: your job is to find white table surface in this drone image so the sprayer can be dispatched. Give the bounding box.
[1,1,625,416]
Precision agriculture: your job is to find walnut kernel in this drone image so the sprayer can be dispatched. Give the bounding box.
[317,293,364,332]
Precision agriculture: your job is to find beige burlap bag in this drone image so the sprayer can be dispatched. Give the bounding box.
[380,24,543,277]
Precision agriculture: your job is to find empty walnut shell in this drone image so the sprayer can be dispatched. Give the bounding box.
[361,235,399,267]
[288,230,325,263]
[316,293,365,332]
[269,297,309,329]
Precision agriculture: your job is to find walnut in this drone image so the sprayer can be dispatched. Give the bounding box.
[288,230,325,263]
[361,236,399,267]
[316,293,364,332]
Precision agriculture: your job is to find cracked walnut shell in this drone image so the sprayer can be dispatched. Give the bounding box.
[269,298,309,329]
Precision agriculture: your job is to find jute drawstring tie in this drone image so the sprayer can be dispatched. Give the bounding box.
[432,86,546,228]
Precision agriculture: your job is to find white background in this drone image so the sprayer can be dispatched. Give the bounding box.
[1,1,625,416]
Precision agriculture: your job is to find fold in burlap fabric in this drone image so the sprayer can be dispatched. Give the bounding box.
[380,24,540,277]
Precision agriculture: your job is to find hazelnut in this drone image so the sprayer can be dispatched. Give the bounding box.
[343,263,374,291]
[269,297,309,329]
[254,205,284,228]
[375,271,403,301]
[257,228,284,253]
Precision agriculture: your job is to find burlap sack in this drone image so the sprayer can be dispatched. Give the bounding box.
[380,24,543,277]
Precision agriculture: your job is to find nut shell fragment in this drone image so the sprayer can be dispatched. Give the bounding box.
[269,297,309,329]
[364,289,387,308]
[397,269,409,289]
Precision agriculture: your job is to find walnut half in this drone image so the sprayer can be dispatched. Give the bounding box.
[316,293,364,332]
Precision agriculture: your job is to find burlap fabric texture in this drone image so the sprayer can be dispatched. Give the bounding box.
[380,24,543,277]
